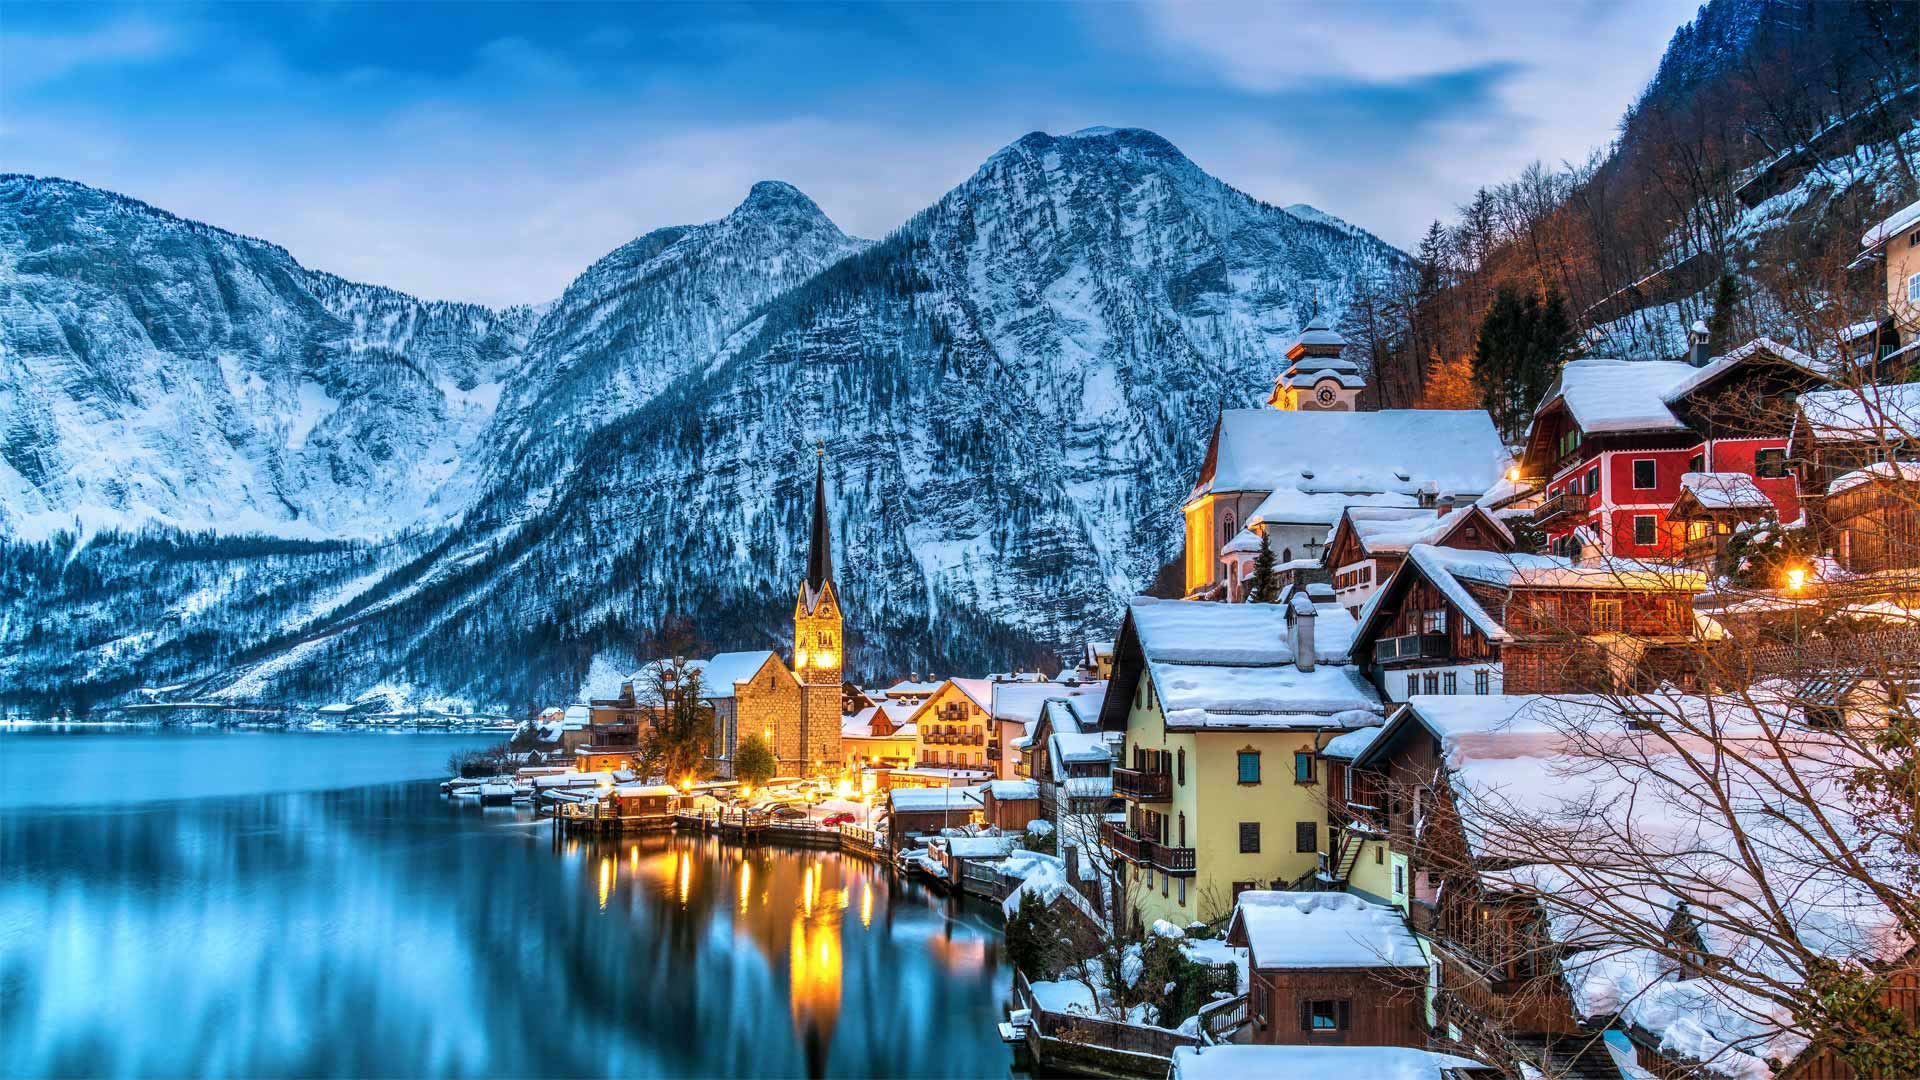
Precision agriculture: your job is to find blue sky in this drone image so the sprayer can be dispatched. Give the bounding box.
[3,1,1700,307]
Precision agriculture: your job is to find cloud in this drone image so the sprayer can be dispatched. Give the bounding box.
[0,15,184,89]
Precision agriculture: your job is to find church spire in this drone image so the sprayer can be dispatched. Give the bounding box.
[806,444,833,595]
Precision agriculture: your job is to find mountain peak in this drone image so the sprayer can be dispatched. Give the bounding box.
[732,180,828,220]
[988,126,1198,178]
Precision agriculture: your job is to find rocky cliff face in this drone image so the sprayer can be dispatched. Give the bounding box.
[0,130,1404,713]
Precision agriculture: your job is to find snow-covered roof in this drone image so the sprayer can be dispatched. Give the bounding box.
[562,704,590,727]
[887,786,980,812]
[1319,725,1384,761]
[988,681,1065,724]
[700,650,779,699]
[1829,459,1920,494]
[1340,504,1514,557]
[1129,599,1381,729]
[1229,891,1426,969]
[1677,471,1774,511]
[1354,545,1705,644]
[1191,409,1506,514]
[1540,358,1698,433]
[841,702,920,738]
[1797,383,1920,443]
[1060,775,1112,799]
[1221,526,1266,554]
[948,678,993,712]
[882,679,942,698]
[1861,197,1920,251]
[982,778,1040,801]
[612,783,678,798]
[930,834,1019,858]
[1400,694,1909,1080]
[1050,730,1111,764]
[1658,337,1820,405]
[1170,1044,1487,1080]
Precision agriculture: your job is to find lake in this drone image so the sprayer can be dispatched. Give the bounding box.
[0,730,1015,1078]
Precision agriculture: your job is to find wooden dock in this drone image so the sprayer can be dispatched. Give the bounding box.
[547,803,892,865]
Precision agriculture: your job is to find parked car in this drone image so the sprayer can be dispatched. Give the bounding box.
[821,812,856,827]
[770,805,809,821]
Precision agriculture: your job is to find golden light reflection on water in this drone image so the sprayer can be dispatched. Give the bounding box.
[677,849,691,907]
[739,861,752,912]
[598,856,612,911]
[860,882,873,928]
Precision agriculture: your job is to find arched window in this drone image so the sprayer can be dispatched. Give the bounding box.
[1282,547,1293,562]
[1222,509,1237,539]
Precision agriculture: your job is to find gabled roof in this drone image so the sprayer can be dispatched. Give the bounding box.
[1101,599,1382,732]
[1188,408,1507,510]
[1536,358,1700,435]
[1795,383,1920,444]
[1671,472,1774,515]
[700,650,783,699]
[1330,504,1516,561]
[1861,197,1920,253]
[1226,891,1426,970]
[1351,546,1705,647]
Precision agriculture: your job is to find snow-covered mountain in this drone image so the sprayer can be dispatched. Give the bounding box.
[0,176,539,542]
[0,129,1405,713]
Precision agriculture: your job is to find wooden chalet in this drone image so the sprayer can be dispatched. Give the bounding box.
[1224,891,1430,1048]
[1520,337,1822,561]
[1348,545,1705,701]
[1322,503,1514,618]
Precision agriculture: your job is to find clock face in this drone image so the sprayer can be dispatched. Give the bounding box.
[1316,386,1337,405]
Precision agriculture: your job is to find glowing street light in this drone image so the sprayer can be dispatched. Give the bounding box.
[1784,566,1807,591]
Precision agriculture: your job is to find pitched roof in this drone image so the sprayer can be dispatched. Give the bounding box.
[1539,358,1700,434]
[1190,408,1507,515]
[1796,383,1920,443]
[1228,891,1427,969]
[1170,1044,1487,1080]
[1862,197,1920,251]
[700,650,781,699]
[1675,472,1773,512]
[1124,599,1382,730]
[805,451,833,597]
[1337,504,1515,558]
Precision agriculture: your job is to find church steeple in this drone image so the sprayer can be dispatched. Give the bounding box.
[806,445,833,597]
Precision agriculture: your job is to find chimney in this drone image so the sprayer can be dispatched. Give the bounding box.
[1687,320,1712,367]
[1435,492,1456,518]
[1291,594,1317,673]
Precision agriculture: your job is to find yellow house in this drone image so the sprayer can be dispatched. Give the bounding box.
[910,678,994,772]
[840,701,919,772]
[1095,595,1385,929]
[1861,198,1920,350]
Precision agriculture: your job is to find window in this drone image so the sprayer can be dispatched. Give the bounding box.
[1302,999,1350,1034]
[1178,812,1186,846]
[1374,846,1384,865]
[1689,452,1705,473]
[1592,598,1624,632]
[1177,878,1186,906]
[1632,459,1657,489]
[1805,705,1846,729]
[1294,752,1315,784]
[1295,821,1316,853]
[1421,609,1447,634]
[1634,515,1658,546]
[1222,509,1236,540]
[1343,766,1353,803]
[1161,871,1168,897]
[1586,467,1601,495]
[1237,750,1261,785]
[1393,864,1405,895]
[1405,673,1418,698]
[1252,983,1268,1027]
[1443,671,1457,695]
[1909,271,1920,305]
[1474,669,1490,695]
[1422,672,1439,694]
[1754,448,1788,478]
[1176,748,1185,786]
[1239,822,1261,853]
[1534,595,1562,629]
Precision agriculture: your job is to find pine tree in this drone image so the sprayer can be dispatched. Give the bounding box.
[734,733,776,787]
[1472,284,1575,442]
[1246,533,1279,604]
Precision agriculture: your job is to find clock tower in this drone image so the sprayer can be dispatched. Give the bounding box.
[1266,313,1363,411]
[791,447,844,777]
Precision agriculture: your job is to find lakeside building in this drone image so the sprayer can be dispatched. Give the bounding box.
[1223,891,1430,1047]
[910,678,994,771]
[839,700,918,772]
[1096,593,1384,928]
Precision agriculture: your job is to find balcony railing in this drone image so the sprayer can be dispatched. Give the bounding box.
[1373,632,1450,665]
[1099,822,1196,874]
[1534,489,1591,527]
[1112,766,1171,801]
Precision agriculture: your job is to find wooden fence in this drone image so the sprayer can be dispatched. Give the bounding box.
[1011,968,1198,1064]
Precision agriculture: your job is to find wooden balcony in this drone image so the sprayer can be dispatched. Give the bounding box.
[1373,632,1450,666]
[1534,489,1591,528]
[1099,822,1195,874]
[1112,766,1171,801]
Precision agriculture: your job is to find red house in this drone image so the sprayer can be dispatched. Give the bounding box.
[1521,337,1823,561]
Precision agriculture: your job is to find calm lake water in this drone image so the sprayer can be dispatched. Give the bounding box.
[0,730,1014,1078]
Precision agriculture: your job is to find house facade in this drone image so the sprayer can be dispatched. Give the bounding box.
[1097,597,1384,928]
[1521,338,1820,560]
[1322,504,1514,618]
[1349,545,1706,701]
[910,678,993,771]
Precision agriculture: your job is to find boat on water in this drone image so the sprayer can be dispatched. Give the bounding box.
[479,780,516,805]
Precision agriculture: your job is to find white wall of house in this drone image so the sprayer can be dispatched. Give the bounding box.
[1374,663,1503,702]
